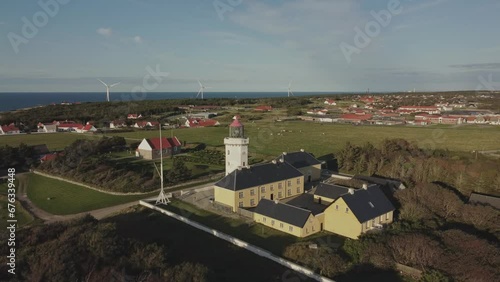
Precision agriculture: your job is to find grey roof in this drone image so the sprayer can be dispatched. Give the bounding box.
[215,161,303,191]
[469,193,500,209]
[353,175,405,191]
[341,185,395,223]
[275,151,322,169]
[254,199,312,227]
[315,183,349,200]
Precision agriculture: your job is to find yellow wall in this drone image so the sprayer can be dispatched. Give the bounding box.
[297,164,321,182]
[213,185,236,211]
[254,213,321,238]
[360,210,394,233]
[323,198,362,239]
[313,194,336,205]
[323,198,395,239]
[214,175,305,212]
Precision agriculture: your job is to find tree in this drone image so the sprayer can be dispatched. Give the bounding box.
[167,158,192,183]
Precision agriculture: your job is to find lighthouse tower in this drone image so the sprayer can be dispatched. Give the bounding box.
[224,117,249,175]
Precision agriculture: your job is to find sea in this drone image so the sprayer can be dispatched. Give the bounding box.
[0,92,351,112]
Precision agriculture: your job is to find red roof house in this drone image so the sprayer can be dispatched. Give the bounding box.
[136,136,182,159]
[254,105,273,112]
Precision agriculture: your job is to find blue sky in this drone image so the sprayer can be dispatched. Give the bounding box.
[1,0,499,92]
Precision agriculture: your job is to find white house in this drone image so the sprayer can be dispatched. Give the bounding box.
[1,124,21,135]
[37,123,57,133]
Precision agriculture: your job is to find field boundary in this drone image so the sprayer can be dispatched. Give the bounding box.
[140,200,335,282]
[32,170,223,195]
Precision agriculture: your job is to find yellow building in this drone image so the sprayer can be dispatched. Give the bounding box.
[316,183,395,239]
[275,150,323,183]
[214,160,304,212]
[253,199,322,237]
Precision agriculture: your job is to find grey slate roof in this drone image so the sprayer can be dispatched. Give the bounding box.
[214,161,303,191]
[275,151,322,169]
[353,175,405,191]
[341,185,395,223]
[254,199,311,227]
[469,193,500,209]
[314,183,349,200]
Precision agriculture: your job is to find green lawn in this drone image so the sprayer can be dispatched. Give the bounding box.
[0,132,101,150]
[26,173,156,215]
[163,199,344,256]
[106,122,500,158]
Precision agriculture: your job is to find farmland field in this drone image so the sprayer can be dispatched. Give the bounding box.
[25,173,156,215]
[2,121,499,159]
[106,122,500,158]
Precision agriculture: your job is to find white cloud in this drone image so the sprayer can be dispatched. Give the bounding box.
[97,27,112,37]
[133,36,143,44]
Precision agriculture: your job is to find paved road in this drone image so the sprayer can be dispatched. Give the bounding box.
[17,174,215,224]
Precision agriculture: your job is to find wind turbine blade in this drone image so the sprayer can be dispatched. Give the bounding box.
[97,79,108,87]
[198,80,203,87]
[288,80,292,88]
[109,82,120,88]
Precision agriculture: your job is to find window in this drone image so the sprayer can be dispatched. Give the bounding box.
[271,220,275,226]
[250,189,255,196]
[239,202,243,207]
[280,223,284,228]
[278,192,283,198]
[289,226,293,232]
[296,187,300,193]
[228,161,230,166]
[297,178,301,184]
[243,162,245,166]
[278,183,282,189]
[345,207,349,213]
[335,205,338,211]
[287,180,291,186]
[227,150,230,155]
[366,222,369,228]
[250,199,255,206]
[386,213,390,220]
[239,192,243,199]
[380,215,384,222]
[263,217,266,223]
[306,228,309,234]
[372,219,376,226]
[287,189,291,196]
[270,184,274,191]
[261,186,266,193]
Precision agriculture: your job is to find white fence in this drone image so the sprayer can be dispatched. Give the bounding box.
[140,200,334,282]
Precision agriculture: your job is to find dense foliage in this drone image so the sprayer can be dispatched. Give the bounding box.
[0,143,35,170]
[0,215,209,282]
[336,138,500,196]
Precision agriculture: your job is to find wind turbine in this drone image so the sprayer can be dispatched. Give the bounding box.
[196,80,212,99]
[287,80,294,97]
[155,125,170,205]
[97,79,120,102]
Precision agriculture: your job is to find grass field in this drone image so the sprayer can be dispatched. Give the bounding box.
[163,199,344,256]
[108,206,313,282]
[2,121,499,159]
[0,132,101,150]
[106,122,500,158]
[26,173,156,215]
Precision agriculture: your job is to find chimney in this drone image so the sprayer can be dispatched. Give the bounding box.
[272,160,277,164]
[237,166,242,171]
[283,152,287,155]
[274,200,279,204]
[362,183,368,190]
[348,188,354,194]
[300,149,305,152]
